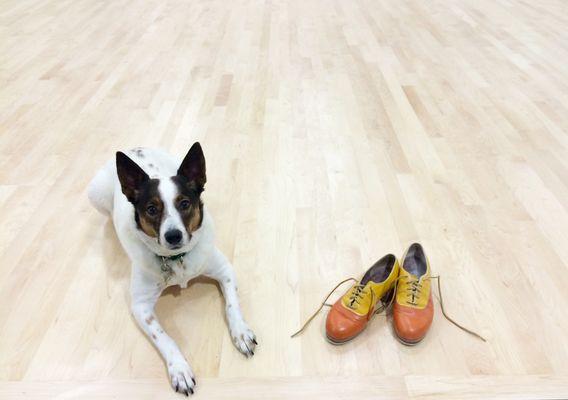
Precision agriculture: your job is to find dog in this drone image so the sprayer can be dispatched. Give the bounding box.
[87,143,256,395]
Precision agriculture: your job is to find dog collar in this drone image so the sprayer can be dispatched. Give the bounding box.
[163,252,187,262]
[158,252,186,283]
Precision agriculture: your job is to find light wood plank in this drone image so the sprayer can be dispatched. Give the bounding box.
[1,0,568,397]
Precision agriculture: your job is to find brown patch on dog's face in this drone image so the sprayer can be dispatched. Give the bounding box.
[186,203,203,232]
[133,181,163,238]
[171,142,206,236]
[116,152,164,239]
[137,211,159,237]
[171,177,204,235]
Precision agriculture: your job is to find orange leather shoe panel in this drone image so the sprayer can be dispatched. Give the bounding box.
[325,300,367,342]
[325,254,400,344]
[393,295,433,343]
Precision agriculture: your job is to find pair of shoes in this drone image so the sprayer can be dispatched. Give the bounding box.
[290,243,485,343]
[326,243,433,345]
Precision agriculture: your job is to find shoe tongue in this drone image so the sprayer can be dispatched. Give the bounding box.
[405,273,421,286]
[360,255,395,286]
[350,285,365,297]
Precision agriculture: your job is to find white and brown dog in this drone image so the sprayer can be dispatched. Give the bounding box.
[88,143,256,395]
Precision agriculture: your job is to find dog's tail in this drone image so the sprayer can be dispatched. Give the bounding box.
[87,160,115,216]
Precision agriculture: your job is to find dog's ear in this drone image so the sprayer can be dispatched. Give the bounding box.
[116,151,149,203]
[177,142,206,193]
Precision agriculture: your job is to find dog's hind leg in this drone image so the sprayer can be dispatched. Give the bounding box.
[204,247,257,357]
[87,159,115,215]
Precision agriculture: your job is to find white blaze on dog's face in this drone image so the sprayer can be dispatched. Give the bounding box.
[116,143,206,252]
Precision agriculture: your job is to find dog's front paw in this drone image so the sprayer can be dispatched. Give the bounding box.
[168,359,196,396]
[229,321,257,357]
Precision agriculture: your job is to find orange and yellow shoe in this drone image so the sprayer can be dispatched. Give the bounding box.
[393,243,434,345]
[325,254,400,344]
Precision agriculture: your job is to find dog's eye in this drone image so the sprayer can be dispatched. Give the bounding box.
[179,199,191,210]
[146,205,158,216]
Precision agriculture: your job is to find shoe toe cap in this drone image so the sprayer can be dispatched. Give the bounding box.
[393,305,433,343]
[326,303,365,342]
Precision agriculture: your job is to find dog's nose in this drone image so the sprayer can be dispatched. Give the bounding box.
[164,229,183,245]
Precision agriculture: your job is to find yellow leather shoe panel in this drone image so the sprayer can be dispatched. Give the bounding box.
[340,259,400,316]
[396,246,431,310]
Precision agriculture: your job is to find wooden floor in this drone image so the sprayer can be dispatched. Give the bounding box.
[1,0,568,398]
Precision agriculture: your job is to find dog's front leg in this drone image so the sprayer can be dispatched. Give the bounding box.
[131,270,196,396]
[204,248,257,357]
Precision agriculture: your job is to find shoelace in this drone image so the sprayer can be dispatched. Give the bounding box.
[347,284,367,308]
[405,279,422,306]
[347,283,382,323]
[290,277,358,339]
[290,277,387,339]
[291,275,487,342]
